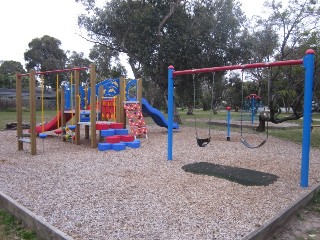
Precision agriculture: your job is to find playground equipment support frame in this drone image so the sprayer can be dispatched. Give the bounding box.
[16,65,96,155]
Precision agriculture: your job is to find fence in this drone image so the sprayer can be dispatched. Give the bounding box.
[0,98,56,111]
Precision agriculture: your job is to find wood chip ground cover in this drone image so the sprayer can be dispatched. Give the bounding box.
[0,125,320,239]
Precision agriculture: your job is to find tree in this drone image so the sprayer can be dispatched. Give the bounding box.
[76,0,248,116]
[0,61,26,89]
[24,35,68,89]
[247,0,320,131]
[66,51,92,85]
[89,44,126,80]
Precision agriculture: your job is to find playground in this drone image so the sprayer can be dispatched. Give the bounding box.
[0,50,319,239]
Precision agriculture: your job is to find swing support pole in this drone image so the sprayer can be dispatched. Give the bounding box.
[301,49,315,187]
[168,65,174,161]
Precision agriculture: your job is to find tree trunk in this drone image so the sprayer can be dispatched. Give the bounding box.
[174,96,182,124]
[174,111,182,124]
[256,113,266,132]
[213,107,217,114]
[187,106,194,115]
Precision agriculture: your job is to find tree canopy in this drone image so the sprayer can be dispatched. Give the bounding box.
[0,61,26,89]
[75,0,319,121]
[22,35,125,89]
[77,0,249,109]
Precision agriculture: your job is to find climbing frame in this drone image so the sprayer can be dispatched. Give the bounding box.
[124,101,147,139]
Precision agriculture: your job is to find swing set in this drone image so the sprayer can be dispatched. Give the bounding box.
[191,68,268,149]
[167,49,315,187]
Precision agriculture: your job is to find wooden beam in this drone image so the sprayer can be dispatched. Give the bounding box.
[90,63,97,148]
[74,69,80,145]
[137,78,142,109]
[119,76,126,126]
[29,70,37,155]
[16,73,23,151]
[61,86,66,142]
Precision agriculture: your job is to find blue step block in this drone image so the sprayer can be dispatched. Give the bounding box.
[98,143,112,151]
[126,140,141,148]
[112,143,126,151]
[115,129,129,135]
[101,129,115,137]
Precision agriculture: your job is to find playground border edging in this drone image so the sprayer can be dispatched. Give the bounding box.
[243,182,320,240]
[0,191,73,240]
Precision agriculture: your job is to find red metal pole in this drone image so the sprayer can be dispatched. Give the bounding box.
[18,67,90,77]
[172,59,303,77]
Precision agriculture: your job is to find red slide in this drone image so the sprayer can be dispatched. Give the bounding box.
[35,111,73,133]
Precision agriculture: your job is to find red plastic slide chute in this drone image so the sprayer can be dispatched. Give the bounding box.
[35,111,73,133]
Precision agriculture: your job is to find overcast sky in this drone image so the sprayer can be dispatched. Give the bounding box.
[0,0,270,76]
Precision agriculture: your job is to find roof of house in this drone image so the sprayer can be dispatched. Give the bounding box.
[0,88,56,99]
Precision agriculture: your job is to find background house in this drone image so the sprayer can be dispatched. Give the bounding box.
[0,88,56,110]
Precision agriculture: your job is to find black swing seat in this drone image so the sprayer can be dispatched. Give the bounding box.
[197,137,211,147]
[240,137,267,149]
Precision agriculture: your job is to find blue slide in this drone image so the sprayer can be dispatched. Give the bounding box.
[141,98,179,129]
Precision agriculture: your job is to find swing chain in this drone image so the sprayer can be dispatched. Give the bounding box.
[240,68,269,149]
[192,73,199,138]
[193,72,215,147]
[208,72,215,137]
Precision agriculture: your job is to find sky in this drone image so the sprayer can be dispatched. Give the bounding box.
[0,0,269,77]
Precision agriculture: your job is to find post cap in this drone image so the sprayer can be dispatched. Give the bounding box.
[305,49,315,54]
[168,65,174,69]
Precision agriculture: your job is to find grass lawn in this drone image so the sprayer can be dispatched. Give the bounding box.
[1,109,320,148]
[177,109,320,149]
[0,110,57,130]
[0,209,37,240]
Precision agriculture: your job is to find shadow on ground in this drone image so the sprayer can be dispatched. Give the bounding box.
[182,162,278,186]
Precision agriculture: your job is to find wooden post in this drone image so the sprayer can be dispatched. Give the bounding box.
[85,84,90,139]
[29,70,37,155]
[85,125,89,139]
[98,85,104,141]
[137,78,142,109]
[98,85,104,120]
[16,73,23,151]
[119,76,126,126]
[74,69,80,145]
[61,86,66,142]
[84,86,89,109]
[90,63,97,148]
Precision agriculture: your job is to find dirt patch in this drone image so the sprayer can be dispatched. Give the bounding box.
[273,207,320,239]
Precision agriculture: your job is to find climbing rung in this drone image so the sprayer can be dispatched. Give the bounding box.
[18,137,31,143]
